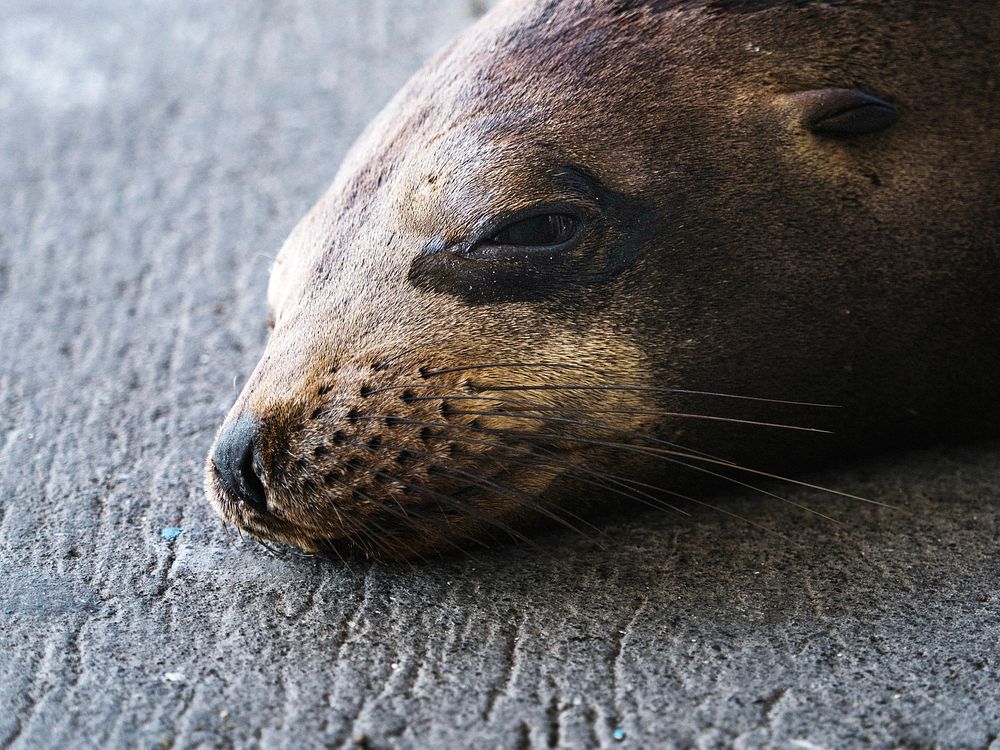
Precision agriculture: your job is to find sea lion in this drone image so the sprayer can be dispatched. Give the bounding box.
[204,0,1000,559]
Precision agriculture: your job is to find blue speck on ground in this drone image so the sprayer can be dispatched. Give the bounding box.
[161,527,183,542]
[613,728,626,741]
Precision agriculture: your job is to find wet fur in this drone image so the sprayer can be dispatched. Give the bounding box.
[205,0,1000,558]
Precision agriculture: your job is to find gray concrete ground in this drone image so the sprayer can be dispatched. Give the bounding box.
[2,1,999,748]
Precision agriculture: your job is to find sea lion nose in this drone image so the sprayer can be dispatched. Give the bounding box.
[212,414,268,513]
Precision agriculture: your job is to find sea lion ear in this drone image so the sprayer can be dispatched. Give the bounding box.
[786,88,898,136]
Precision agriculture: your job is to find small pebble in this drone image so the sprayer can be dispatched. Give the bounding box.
[612,728,626,741]
[161,527,183,542]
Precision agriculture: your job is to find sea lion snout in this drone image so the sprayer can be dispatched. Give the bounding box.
[205,351,553,556]
[205,341,657,557]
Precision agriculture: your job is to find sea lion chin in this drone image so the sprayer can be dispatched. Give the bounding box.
[204,0,1000,560]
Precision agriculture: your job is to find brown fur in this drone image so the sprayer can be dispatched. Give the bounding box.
[205,0,1000,559]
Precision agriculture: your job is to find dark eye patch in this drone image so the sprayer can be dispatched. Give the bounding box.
[408,165,654,303]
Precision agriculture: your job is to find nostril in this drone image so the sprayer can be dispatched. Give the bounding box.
[238,445,268,512]
[212,414,268,514]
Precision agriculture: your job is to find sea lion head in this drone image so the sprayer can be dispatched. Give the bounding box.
[205,0,999,558]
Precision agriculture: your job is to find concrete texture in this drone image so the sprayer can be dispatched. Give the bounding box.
[1,2,999,748]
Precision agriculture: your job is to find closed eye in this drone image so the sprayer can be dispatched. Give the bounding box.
[483,213,578,247]
[464,211,584,260]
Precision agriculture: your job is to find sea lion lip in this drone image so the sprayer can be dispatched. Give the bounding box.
[209,476,348,548]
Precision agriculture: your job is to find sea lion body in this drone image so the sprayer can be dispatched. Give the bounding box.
[205,0,1000,558]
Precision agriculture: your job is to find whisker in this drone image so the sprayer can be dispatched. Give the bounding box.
[553,467,792,540]
[421,361,612,378]
[338,522,376,561]
[342,437,605,540]
[255,538,283,557]
[417,433,790,538]
[355,412,711,462]
[625,446,895,510]
[444,413,829,470]
[530,430,888,510]
[434,464,606,541]
[364,420,690,516]
[255,534,323,560]
[648,486,792,541]
[368,383,841,412]
[374,462,588,549]
[414,362,839,408]
[346,462,540,552]
[372,347,421,372]
[335,464,413,522]
[446,407,831,434]
[357,423,692,517]
[368,380,839,408]
[483,384,840,408]
[363,414,883,511]
[490,427,885,509]
[321,536,355,571]
[335,476,489,563]
[351,515,424,566]
[433,410,846,521]
[405,392,831,442]
[609,457,842,526]
[321,472,443,563]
